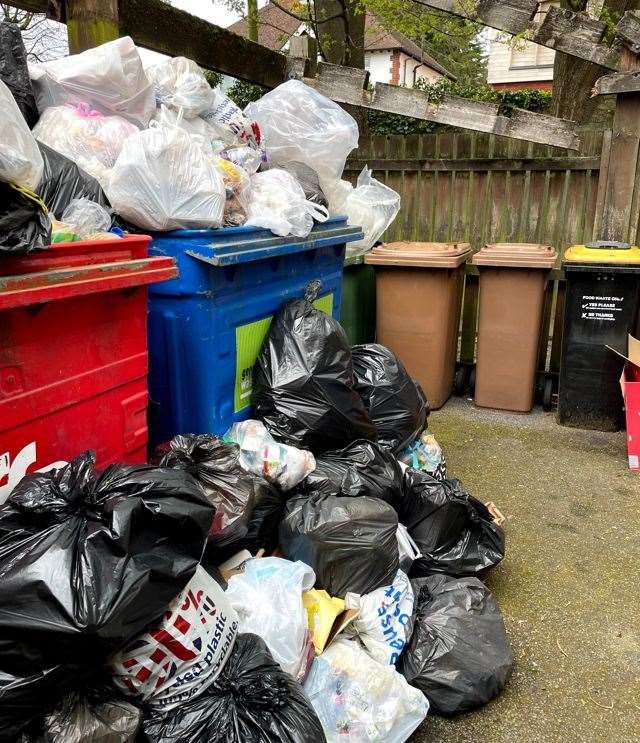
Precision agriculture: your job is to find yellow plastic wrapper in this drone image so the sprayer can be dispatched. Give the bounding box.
[303,589,345,654]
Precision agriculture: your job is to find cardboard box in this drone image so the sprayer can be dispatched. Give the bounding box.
[607,335,640,471]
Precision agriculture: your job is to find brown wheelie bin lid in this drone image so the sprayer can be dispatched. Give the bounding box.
[472,243,557,268]
[365,241,472,268]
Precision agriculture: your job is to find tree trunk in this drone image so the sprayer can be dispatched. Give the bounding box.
[315,0,365,68]
[247,0,259,43]
[553,0,640,123]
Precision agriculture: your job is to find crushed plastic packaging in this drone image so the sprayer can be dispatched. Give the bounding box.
[344,569,414,666]
[401,468,505,578]
[110,565,238,710]
[105,123,225,231]
[301,439,404,511]
[148,56,213,119]
[0,22,39,128]
[399,575,513,715]
[399,428,447,481]
[0,79,43,190]
[222,145,264,175]
[22,688,141,743]
[245,79,359,180]
[33,104,138,184]
[30,36,155,127]
[352,344,429,453]
[303,589,345,655]
[140,633,327,743]
[321,167,401,257]
[245,168,329,238]
[226,420,316,490]
[0,182,50,254]
[156,433,284,561]
[201,86,260,148]
[397,523,422,573]
[304,637,429,743]
[37,142,110,219]
[57,198,112,240]
[225,557,316,681]
[253,282,376,452]
[279,492,399,598]
[216,157,251,227]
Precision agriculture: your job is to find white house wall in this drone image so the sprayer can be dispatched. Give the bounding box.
[365,50,393,84]
[487,35,554,84]
[398,52,442,85]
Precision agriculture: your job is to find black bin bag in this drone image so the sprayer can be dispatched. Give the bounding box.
[279,492,399,597]
[302,439,404,510]
[402,468,505,577]
[141,633,326,743]
[37,142,110,218]
[253,283,376,452]
[399,575,513,715]
[0,23,38,128]
[352,343,429,452]
[0,181,51,254]
[156,434,285,561]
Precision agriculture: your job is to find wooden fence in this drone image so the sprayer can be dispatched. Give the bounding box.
[344,128,606,386]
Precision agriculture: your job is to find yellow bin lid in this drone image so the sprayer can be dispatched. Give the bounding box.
[365,241,472,268]
[564,241,640,265]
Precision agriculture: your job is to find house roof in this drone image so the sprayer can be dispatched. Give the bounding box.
[228,1,455,79]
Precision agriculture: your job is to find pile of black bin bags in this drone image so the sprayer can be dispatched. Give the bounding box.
[0,285,512,743]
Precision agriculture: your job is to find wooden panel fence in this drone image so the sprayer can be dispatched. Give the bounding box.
[344,128,606,382]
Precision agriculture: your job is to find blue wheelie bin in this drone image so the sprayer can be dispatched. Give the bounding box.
[147,217,363,447]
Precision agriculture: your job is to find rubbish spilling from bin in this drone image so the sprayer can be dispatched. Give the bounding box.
[0,29,515,743]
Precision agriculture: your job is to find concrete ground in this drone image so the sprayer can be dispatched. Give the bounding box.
[411,397,640,743]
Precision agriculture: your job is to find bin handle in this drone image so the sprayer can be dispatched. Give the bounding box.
[586,241,631,250]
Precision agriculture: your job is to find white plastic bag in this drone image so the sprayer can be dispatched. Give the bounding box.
[225,557,316,681]
[33,104,138,183]
[245,168,329,238]
[109,566,238,711]
[105,123,226,231]
[304,638,429,742]
[345,570,414,665]
[226,419,316,490]
[322,167,401,257]
[152,105,224,151]
[60,198,112,238]
[0,79,43,189]
[200,87,259,147]
[30,37,155,127]
[245,80,359,180]
[148,57,213,119]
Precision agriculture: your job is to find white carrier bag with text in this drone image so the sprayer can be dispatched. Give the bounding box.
[109,566,238,710]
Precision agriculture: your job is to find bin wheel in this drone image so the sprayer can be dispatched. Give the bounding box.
[542,377,554,412]
[454,367,467,396]
[468,367,476,395]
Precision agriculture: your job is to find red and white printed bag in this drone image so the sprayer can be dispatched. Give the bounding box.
[110,566,238,710]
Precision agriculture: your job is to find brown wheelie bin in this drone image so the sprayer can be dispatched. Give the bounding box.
[472,243,557,412]
[365,241,472,409]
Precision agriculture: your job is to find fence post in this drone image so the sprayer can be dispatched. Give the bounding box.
[66,0,119,54]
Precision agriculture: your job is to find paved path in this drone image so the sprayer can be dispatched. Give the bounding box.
[412,398,640,743]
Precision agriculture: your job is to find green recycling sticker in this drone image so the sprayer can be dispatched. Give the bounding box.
[234,293,334,413]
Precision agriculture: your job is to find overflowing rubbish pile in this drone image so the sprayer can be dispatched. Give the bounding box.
[0,29,400,255]
[0,25,512,743]
[1,281,511,743]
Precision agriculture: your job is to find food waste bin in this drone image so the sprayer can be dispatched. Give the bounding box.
[147,217,363,447]
[0,237,176,502]
[473,243,557,412]
[341,254,376,345]
[557,241,640,431]
[365,241,471,409]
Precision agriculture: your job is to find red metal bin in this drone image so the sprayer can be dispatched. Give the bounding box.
[0,236,176,501]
